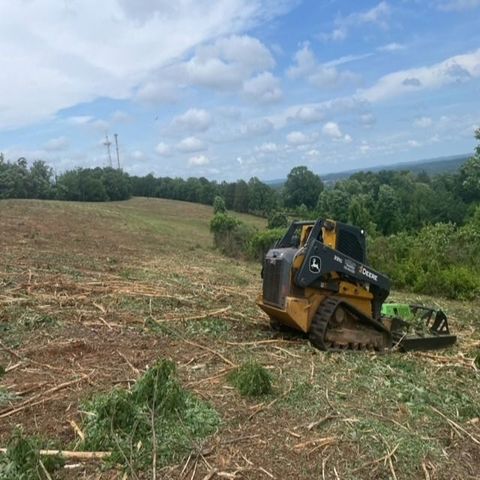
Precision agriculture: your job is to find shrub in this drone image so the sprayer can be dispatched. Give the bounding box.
[210,213,255,258]
[213,196,226,214]
[369,220,480,299]
[267,211,288,229]
[249,228,286,261]
[228,360,273,397]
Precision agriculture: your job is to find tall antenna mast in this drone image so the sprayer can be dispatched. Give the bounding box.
[114,133,121,169]
[104,133,112,167]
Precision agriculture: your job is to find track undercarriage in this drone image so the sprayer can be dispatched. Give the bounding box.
[306,296,456,352]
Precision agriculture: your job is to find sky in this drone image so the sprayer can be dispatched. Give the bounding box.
[1,0,480,181]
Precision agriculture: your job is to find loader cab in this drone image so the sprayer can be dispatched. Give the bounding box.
[276,219,366,264]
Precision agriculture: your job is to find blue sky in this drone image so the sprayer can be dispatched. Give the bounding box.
[1,0,479,181]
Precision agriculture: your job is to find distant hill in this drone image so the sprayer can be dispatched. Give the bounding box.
[265,153,471,187]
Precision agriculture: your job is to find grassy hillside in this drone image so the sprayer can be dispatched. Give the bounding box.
[0,198,478,479]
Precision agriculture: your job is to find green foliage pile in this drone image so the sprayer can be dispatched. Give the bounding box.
[81,359,219,471]
[0,429,64,480]
[228,360,273,397]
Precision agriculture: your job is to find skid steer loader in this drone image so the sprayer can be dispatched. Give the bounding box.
[257,219,456,352]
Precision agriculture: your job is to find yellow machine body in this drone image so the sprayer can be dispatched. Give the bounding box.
[256,221,374,333]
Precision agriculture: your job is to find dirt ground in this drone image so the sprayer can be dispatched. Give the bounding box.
[0,198,479,479]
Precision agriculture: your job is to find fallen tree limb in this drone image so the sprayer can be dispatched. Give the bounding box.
[0,448,111,460]
[155,306,232,323]
[431,406,480,446]
[0,374,90,419]
[182,339,236,367]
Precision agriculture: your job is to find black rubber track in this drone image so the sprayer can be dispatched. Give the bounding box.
[309,297,339,351]
[309,296,391,352]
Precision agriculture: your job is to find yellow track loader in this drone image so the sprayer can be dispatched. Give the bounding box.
[257,219,456,352]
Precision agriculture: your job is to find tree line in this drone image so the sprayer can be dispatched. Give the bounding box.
[1,129,479,237]
[0,155,131,202]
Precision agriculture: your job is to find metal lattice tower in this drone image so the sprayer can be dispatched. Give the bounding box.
[114,133,121,169]
[104,133,112,167]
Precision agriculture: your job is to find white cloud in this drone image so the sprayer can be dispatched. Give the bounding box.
[184,35,275,90]
[293,106,325,123]
[136,81,179,104]
[288,43,359,88]
[255,142,279,153]
[305,149,320,158]
[359,142,371,154]
[360,48,480,102]
[407,140,421,147]
[267,96,366,129]
[378,42,405,52]
[435,0,480,11]
[286,131,314,145]
[321,2,391,42]
[177,137,207,153]
[413,116,433,128]
[360,113,376,127]
[171,108,212,132]
[44,136,69,151]
[67,115,93,126]
[111,110,131,123]
[243,72,282,102]
[132,150,145,160]
[322,121,342,139]
[188,154,210,166]
[155,142,171,156]
[0,2,292,129]
[177,136,207,153]
[239,118,274,137]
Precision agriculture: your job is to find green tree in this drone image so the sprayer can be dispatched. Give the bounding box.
[375,184,402,235]
[348,194,373,229]
[233,180,250,213]
[317,188,350,222]
[29,160,53,199]
[459,129,480,202]
[283,166,323,210]
[247,177,277,214]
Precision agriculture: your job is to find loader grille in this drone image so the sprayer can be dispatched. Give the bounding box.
[263,258,283,307]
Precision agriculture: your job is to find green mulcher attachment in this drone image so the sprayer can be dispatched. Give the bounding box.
[381,303,457,352]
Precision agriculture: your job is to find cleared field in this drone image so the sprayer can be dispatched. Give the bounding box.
[0,197,479,479]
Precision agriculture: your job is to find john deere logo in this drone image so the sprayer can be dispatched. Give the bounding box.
[309,256,321,274]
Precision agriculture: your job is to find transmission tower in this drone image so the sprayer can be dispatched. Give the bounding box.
[104,133,113,167]
[114,133,121,169]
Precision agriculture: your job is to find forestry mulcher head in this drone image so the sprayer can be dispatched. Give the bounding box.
[257,219,457,352]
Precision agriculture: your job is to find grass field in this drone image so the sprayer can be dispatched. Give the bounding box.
[0,197,479,480]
